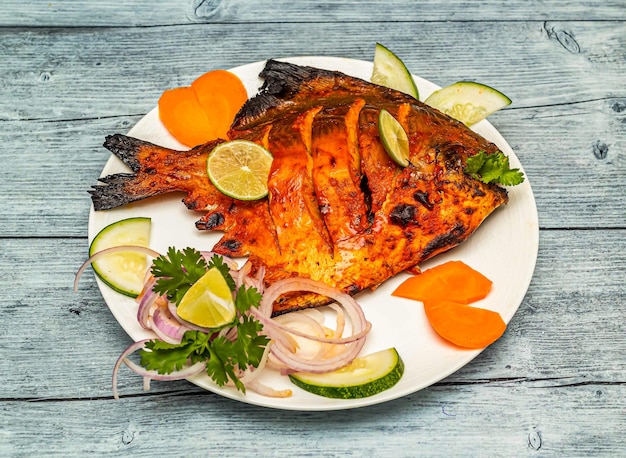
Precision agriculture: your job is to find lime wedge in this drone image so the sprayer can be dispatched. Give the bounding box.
[177,267,236,329]
[378,109,410,167]
[89,217,152,298]
[424,81,512,126]
[207,140,273,201]
[371,43,419,99]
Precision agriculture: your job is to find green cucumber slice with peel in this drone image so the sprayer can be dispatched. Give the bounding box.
[371,43,419,99]
[289,347,404,399]
[424,81,511,126]
[89,217,152,298]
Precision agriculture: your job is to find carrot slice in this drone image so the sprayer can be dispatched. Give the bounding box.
[191,69,248,141]
[423,300,506,349]
[391,260,492,304]
[158,69,248,147]
[158,87,213,148]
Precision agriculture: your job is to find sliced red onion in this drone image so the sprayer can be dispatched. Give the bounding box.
[247,379,292,398]
[327,303,346,338]
[112,339,149,400]
[251,277,371,373]
[150,306,191,344]
[234,262,252,289]
[136,280,159,329]
[249,305,370,345]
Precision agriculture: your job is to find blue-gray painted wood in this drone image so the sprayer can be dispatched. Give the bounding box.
[1,1,624,456]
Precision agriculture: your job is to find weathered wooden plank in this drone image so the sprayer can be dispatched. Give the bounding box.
[495,98,626,230]
[1,0,623,455]
[1,94,623,238]
[0,0,624,26]
[2,385,625,456]
[1,229,623,400]
[1,21,624,121]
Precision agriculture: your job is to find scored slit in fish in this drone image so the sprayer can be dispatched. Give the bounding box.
[90,59,508,315]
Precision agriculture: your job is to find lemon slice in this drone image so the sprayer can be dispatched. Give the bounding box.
[424,81,512,126]
[207,140,273,200]
[378,109,410,167]
[176,267,236,329]
[371,43,419,99]
[89,217,152,298]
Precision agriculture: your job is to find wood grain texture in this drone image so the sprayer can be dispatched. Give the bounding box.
[1,0,625,26]
[1,230,624,455]
[1,0,625,456]
[0,22,624,237]
[2,385,625,456]
[2,21,625,121]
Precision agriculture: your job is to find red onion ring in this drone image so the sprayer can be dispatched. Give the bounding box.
[150,306,191,344]
[251,277,371,373]
[87,248,372,397]
[136,279,159,329]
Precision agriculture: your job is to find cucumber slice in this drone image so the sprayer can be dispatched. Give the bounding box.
[289,347,404,399]
[424,81,511,126]
[89,217,152,298]
[371,43,419,99]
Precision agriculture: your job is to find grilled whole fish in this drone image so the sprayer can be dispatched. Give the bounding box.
[91,60,509,315]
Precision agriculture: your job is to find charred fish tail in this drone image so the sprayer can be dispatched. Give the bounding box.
[89,134,166,211]
[89,172,145,211]
[101,133,146,172]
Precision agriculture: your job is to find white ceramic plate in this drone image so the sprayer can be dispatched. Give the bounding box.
[89,56,539,410]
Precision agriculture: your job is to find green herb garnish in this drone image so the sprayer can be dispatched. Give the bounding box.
[151,246,208,306]
[142,247,269,392]
[465,150,525,186]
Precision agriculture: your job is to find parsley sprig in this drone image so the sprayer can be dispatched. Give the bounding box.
[465,150,525,186]
[141,247,269,392]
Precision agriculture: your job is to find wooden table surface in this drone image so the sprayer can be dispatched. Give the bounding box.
[1,1,625,456]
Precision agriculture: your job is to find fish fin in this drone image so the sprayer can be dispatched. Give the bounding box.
[89,134,171,210]
[89,173,155,211]
[91,134,225,211]
[102,133,147,172]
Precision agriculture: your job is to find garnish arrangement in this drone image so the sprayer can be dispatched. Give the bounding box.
[77,43,531,405]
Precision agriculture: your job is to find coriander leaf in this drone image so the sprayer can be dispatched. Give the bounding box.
[234,284,263,314]
[207,254,236,291]
[139,331,211,374]
[137,254,268,394]
[464,150,488,176]
[465,150,524,186]
[151,247,208,305]
[497,168,525,186]
[235,315,269,367]
[206,336,243,390]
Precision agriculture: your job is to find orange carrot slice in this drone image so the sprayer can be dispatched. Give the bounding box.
[158,87,213,148]
[391,260,492,304]
[423,300,506,349]
[158,70,248,148]
[191,69,248,140]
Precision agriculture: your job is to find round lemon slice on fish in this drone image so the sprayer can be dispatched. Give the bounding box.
[207,140,273,201]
